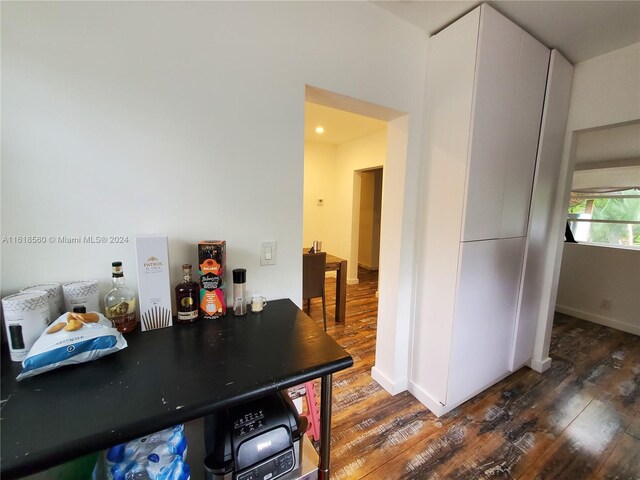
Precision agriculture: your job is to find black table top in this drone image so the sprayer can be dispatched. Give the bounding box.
[0,299,353,479]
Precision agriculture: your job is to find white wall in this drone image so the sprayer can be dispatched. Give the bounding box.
[358,169,382,270]
[1,2,427,327]
[335,129,386,282]
[303,142,337,252]
[358,171,376,268]
[303,128,385,283]
[373,115,412,394]
[556,243,640,335]
[371,169,383,271]
[565,43,640,132]
[535,42,640,364]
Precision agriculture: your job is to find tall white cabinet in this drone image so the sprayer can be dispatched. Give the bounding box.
[411,4,552,415]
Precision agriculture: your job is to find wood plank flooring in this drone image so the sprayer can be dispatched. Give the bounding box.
[305,268,640,479]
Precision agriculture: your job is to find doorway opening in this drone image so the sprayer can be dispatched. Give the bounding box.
[302,84,410,373]
[556,120,640,335]
[302,100,387,288]
[355,167,383,274]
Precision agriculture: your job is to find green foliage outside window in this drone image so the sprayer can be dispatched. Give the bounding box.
[567,189,640,247]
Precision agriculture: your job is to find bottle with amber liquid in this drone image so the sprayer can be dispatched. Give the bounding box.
[175,264,200,323]
[104,261,138,333]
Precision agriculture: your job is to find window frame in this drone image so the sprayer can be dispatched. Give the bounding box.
[566,189,640,249]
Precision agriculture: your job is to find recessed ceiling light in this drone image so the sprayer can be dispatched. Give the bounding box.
[315,126,324,134]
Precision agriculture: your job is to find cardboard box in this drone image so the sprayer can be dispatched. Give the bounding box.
[135,235,173,331]
[198,240,226,319]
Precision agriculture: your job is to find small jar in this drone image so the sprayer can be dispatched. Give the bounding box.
[232,269,247,316]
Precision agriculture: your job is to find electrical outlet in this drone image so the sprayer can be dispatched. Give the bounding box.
[599,298,612,311]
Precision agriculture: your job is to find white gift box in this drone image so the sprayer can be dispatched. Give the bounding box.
[135,235,173,331]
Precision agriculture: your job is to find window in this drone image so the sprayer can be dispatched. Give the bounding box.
[567,188,640,248]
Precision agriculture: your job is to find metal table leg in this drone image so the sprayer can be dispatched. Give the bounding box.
[319,373,333,480]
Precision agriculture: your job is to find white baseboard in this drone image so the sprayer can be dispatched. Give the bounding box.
[408,381,448,417]
[347,278,360,285]
[528,356,552,373]
[409,369,514,418]
[325,271,337,279]
[556,305,640,336]
[370,366,407,395]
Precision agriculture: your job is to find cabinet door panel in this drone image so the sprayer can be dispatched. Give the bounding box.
[412,7,481,405]
[493,237,526,364]
[500,34,550,238]
[461,6,521,242]
[448,238,525,406]
[448,240,498,405]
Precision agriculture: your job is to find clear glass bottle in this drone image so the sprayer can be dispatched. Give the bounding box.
[232,268,247,316]
[175,264,200,324]
[104,261,138,333]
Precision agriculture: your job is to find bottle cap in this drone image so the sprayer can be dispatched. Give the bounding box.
[112,261,123,277]
[232,268,246,284]
[182,264,192,271]
[73,306,87,313]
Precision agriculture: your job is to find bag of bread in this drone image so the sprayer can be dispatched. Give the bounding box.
[16,310,127,381]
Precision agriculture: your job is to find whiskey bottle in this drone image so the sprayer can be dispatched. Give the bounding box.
[175,264,200,323]
[104,261,138,333]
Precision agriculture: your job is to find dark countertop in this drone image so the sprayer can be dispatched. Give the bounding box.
[1,298,353,479]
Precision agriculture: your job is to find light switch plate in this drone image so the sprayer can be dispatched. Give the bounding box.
[260,241,277,266]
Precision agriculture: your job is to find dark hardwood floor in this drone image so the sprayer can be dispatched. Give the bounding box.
[306,268,640,479]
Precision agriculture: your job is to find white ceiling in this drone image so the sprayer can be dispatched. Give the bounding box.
[305,102,387,145]
[372,1,640,64]
[307,2,640,154]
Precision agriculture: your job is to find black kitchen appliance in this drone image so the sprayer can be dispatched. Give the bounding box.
[203,390,314,480]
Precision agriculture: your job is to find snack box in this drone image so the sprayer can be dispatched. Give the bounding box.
[198,240,226,319]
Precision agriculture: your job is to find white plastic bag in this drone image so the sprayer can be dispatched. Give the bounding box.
[17,311,127,381]
[99,424,190,480]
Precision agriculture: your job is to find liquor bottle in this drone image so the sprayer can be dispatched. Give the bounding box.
[104,261,138,333]
[175,264,200,323]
